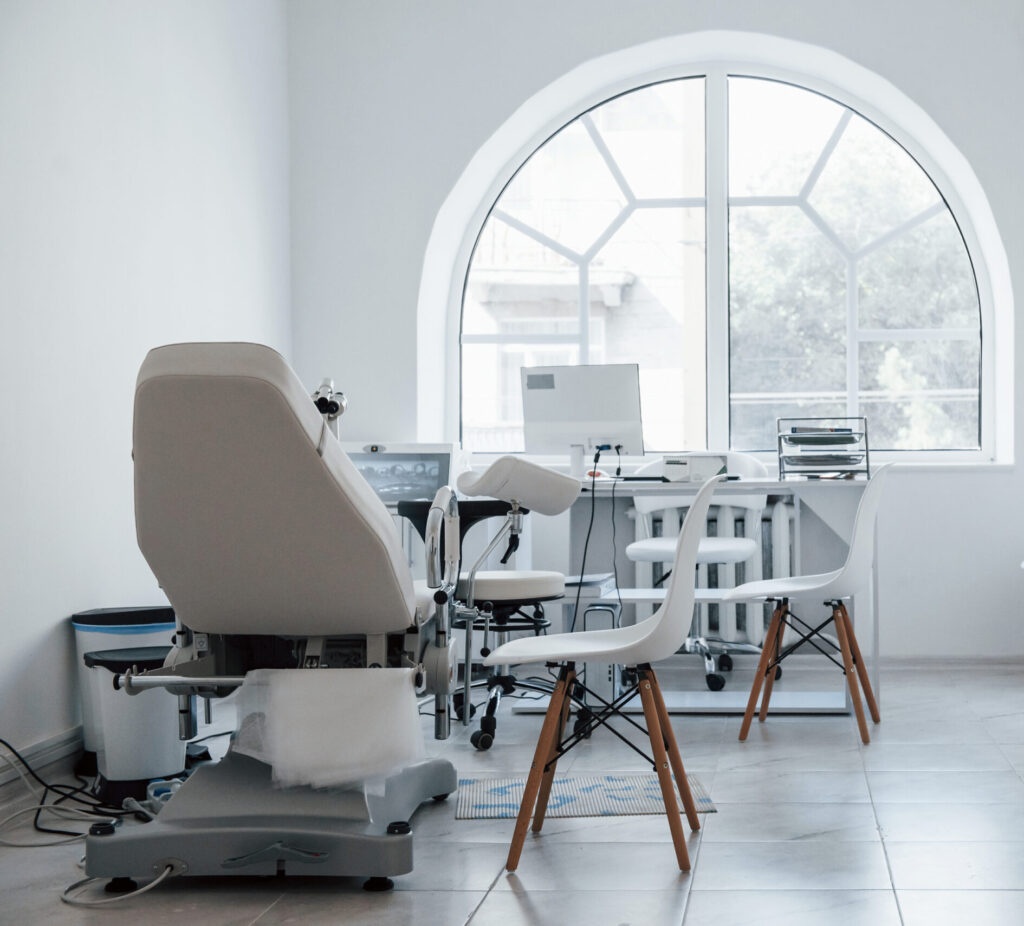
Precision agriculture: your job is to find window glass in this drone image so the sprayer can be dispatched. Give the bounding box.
[460,74,982,454]
[807,115,941,253]
[499,121,628,255]
[591,81,705,199]
[729,78,843,197]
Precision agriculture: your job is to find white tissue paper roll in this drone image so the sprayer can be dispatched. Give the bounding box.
[234,668,426,788]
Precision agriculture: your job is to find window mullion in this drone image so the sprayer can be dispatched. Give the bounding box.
[706,69,730,450]
[579,262,590,364]
[847,258,859,416]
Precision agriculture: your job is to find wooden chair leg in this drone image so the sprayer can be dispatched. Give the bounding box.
[758,613,785,722]
[506,667,571,871]
[832,604,870,744]
[531,668,575,833]
[839,603,880,724]
[638,668,691,871]
[739,601,784,741]
[648,670,700,831]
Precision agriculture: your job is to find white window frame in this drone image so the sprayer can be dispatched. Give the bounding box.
[417,32,1012,465]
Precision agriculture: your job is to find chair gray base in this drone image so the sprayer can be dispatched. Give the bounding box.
[84,752,458,880]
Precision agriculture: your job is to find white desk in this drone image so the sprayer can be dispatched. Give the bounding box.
[567,477,876,714]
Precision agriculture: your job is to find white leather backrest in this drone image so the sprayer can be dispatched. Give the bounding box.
[133,342,417,636]
[456,456,581,516]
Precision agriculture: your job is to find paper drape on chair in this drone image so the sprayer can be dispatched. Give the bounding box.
[233,668,425,788]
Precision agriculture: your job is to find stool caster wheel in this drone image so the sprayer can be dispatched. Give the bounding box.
[573,706,594,738]
[480,715,497,736]
[718,654,733,672]
[774,665,783,680]
[452,693,476,720]
[470,730,493,750]
[706,673,726,692]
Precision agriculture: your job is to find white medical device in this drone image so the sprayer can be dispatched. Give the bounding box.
[521,364,644,476]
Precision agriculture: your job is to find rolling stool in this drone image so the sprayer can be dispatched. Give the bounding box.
[453,568,564,749]
[397,498,566,749]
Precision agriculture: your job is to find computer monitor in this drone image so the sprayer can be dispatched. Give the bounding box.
[521,364,645,460]
[339,442,456,507]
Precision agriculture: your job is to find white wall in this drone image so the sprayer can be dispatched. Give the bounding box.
[288,0,1024,657]
[0,0,291,753]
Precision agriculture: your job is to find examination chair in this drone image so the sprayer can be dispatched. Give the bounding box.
[83,342,458,890]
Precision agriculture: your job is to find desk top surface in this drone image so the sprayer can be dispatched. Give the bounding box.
[579,476,868,496]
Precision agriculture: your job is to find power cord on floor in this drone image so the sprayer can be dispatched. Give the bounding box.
[61,864,178,907]
[0,737,129,841]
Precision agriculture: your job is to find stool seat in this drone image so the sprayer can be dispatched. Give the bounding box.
[457,570,565,604]
[626,536,757,565]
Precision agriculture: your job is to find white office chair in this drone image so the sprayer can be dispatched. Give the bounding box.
[626,451,770,688]
[84,342,458,890]
[482,475,723,873]
[724,464,892,744]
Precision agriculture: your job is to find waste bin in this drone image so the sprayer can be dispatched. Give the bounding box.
[83,646,186,802]
[72,607,176,774]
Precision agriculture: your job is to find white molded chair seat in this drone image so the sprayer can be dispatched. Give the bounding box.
[721,569,843,602]
[627,535,757,565]
[456,570,564,604]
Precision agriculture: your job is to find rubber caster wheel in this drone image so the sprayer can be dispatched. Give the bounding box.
[452,693,476,720]
[774,665,782,680]
[706,673,726,692]
[432,793,450,802]
[573,707,594,739]
[718,654,734,672]
[470,730,493,750]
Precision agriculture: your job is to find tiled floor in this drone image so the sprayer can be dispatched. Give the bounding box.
[3,660,1024,924]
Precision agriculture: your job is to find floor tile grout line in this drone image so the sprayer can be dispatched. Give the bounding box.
[245,892,285,925]
[861,737,905,925]
[463,861,512,924]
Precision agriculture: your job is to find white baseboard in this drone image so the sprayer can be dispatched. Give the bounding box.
[0,727,83,788]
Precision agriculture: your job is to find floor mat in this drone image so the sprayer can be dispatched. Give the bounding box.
[456,773,715,819]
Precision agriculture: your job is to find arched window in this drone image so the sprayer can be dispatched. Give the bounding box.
[460,74,982,455]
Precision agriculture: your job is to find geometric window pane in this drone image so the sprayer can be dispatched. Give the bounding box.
[593,207,707,450]
[732,397,848,454]
[809,114,941,254]
[498,120,628,255]
[591,79,705,199]
[729,77,845,197]
[859,340,980,449]
[464,217,578,335]
[858,211,979,330]
[461,342,580,453]
[729,206,848,449]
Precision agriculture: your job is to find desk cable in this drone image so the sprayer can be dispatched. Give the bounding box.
[569,450,602,633]
[610,445,623,612]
